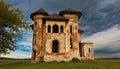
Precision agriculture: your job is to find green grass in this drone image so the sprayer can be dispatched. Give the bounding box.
[0,59,120,69]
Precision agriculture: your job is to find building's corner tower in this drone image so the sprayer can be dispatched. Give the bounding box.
[30,8,49,62]
[59,8,82,59]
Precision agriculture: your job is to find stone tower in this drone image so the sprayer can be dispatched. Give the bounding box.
[30,8,49,62]
[30,8,94,62]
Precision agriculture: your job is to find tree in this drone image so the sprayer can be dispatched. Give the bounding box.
[0,0,29,54]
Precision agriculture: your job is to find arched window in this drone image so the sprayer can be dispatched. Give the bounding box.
[60,26,64,33]
[52,40,59,53]
[48,25,51,33]
[70,25,72,34]
[53,24,59,33]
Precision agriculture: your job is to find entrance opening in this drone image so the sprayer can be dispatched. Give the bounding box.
[52,40,59,53]
[33,50,36,60]
[79,43,84,57]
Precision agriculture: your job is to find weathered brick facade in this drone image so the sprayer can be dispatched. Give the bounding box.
[30,8,94,62]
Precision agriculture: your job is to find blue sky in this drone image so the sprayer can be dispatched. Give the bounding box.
[2,0,120,58]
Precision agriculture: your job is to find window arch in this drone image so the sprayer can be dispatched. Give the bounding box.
[60,26,64,33]
[48,25,51,33]
[53,24,59,33]
[52,40,59,53]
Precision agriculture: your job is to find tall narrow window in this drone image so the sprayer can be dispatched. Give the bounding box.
[60,26,64,33]
[70,37,72,49]
[53,24,59,33]
[48,25,51,33]
[70,25,72,34]
[52,40,59,53]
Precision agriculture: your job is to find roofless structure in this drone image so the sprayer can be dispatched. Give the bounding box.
[30,8,94,62]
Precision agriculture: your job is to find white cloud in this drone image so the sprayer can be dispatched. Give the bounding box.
[17,30,33,47]
[95,53,120,58]
[82,25,120,50]
[1,51,31,59]
[79,26,89,30]
[1,30,33,59]
[17,37,32,47]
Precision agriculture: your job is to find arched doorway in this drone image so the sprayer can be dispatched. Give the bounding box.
[52,40,59,53]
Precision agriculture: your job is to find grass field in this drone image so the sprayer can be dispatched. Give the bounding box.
[0,58,120,69]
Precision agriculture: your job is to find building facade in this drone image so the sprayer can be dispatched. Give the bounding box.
[30,8,94,62]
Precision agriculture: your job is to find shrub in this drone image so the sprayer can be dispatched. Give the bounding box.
[71,58,79,62]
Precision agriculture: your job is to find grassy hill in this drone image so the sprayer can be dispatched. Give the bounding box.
[0,58,120,69]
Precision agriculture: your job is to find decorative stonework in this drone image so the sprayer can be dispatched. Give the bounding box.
[30,8,94,62]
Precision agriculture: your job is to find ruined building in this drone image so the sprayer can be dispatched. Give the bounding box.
[30,8,94,62]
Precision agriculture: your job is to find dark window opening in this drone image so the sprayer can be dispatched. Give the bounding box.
[70,25,72,34]
[60,26,64,33]
[88,48,90,53]
[48,25,51,33]
[52,40,59,53]
[53,24,59,33]
[88,48,92,53]
[70,37,72,49]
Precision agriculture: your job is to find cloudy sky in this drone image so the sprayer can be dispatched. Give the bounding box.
[2,0,120,58]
